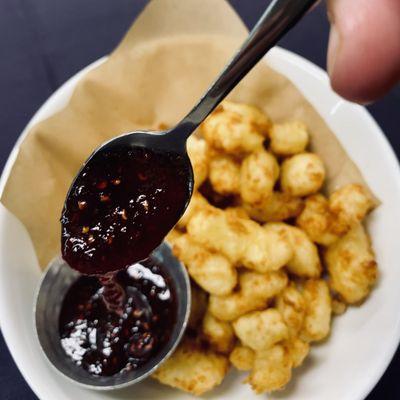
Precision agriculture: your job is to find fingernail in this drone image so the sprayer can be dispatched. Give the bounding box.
[327,24,340,76]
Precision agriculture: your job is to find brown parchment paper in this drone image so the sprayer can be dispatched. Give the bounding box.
[0,0,376,270]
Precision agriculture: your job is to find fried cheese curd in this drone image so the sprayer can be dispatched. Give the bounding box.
[154,101,378,395]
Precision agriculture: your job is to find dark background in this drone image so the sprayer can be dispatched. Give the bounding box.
[0,1,399,399]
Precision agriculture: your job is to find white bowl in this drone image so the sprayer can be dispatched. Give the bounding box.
[1,47,400,400]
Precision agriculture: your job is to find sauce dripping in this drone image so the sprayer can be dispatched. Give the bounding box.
[59,259,176,377]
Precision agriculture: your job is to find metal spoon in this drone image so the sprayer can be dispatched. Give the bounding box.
[62,0,318,274]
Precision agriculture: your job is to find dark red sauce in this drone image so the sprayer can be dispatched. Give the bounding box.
[61,147,191,275]
[59,259,176,377]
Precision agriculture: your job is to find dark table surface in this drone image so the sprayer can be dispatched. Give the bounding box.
[0,1,399,399]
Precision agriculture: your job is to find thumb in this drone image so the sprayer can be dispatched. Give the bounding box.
[327,0,400,104]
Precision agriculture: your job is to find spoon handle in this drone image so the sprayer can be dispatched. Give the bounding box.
[175,0,318,140]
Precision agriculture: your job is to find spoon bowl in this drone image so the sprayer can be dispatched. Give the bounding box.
[61,129,193,275]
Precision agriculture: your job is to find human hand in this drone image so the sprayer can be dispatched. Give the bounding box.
[327,0,400,104]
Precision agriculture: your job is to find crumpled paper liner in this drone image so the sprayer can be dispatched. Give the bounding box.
[0,0,376,270]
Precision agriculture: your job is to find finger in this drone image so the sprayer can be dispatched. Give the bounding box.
[327,0,400,104]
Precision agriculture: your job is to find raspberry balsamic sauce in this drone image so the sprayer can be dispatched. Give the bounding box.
[59,260,176,377]
[58,145,190,377]
[61,146,191,275]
